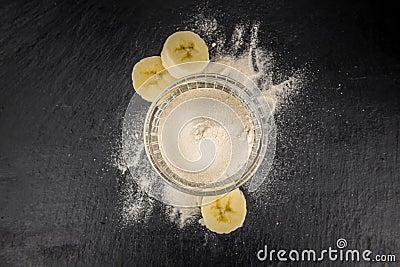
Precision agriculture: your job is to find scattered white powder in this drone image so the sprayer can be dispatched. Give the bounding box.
[110,137,156,226]
[166,206,201,228]
[187,13,226,52]
[112,12,308,228]
[214,22,304,113]
[231,23,247,52]
[216,53,258,78]
[110,147,128,174]
[264,71,305,112]
[120,177,155,226]
[249,21,260,51]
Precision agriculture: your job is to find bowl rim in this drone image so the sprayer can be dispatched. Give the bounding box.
[143,71,271,196]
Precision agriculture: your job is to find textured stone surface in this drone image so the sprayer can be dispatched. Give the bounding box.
[1,0,399,265]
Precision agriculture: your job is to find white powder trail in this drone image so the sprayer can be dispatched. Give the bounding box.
[120,178,155,226]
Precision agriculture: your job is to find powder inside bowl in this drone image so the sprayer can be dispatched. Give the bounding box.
[157,88,254,184]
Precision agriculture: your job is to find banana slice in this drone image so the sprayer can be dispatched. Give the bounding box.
[132,56,175,102]
[201,189,247,234]
[161,31,209,78]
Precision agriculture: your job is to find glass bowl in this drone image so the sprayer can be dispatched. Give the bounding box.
[143,62,273,196]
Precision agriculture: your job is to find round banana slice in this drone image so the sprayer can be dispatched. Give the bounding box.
[132,56,175,102]
[161,31,209,78]
[201,188,247,234]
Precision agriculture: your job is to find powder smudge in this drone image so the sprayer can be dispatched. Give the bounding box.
[120,187,155,226]
[166,206,201,228]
